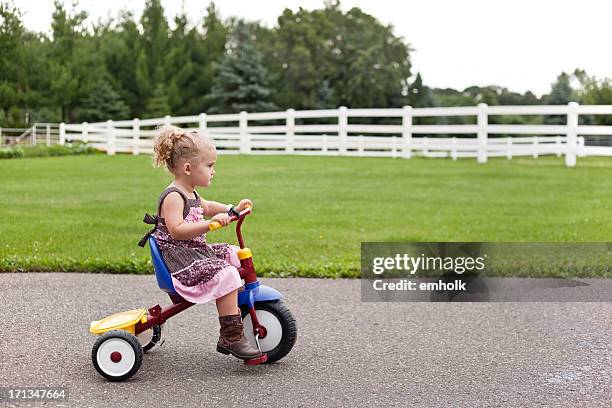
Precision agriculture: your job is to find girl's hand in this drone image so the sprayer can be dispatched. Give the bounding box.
[211,213,231,226]
[236,199,253,211]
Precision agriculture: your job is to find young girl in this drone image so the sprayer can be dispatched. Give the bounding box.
[139,125,261,361]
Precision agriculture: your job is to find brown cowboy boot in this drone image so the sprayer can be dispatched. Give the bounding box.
[216,314,262,360]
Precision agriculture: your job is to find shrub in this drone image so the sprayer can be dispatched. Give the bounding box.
[0,142,97,160]
[0,147,24,159]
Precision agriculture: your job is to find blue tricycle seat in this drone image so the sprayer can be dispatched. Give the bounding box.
[148,236,178,295]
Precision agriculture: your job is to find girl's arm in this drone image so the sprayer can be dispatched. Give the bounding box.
[162,192,227,240]
[202,199,232,217]
[202,198,254,217]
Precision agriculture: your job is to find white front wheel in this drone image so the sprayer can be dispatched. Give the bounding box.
[241,300,297,363]
[243,309,283,352]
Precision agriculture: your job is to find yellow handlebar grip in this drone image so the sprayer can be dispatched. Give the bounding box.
[209,221,222,231]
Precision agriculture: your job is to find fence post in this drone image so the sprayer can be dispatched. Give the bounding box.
[532,136,538,159]
[164,115,171,127]
[338,106,348,155]
[477,103,488,163]
[198,113,207,138]
[555,136,561,157]
[59,123,66,145]
[402,105,413,159]
[239,111,250,154]
[32,124,36,146]
[107,120,115,155]
[82,122,88,144]
[507,137,512,160]
[46,125,51,146]
[286,109,295,153]
[391,136,397,158]
[132,118,140,155]
[451,137,457,160]
[423,136,428,156]
[322,134,328,153]
[0,127,2,146]
[565,102,578,167]
[358,135,364,156]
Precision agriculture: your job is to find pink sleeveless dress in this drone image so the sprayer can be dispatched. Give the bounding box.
[149,187,243,304]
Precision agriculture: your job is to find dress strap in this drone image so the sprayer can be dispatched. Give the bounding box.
[156,187,190,219]
[137,187,191,248]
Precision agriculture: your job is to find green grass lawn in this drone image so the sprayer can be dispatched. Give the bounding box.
[0,154,611,277]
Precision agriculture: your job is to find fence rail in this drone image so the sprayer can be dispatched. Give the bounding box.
[58,103,612,166]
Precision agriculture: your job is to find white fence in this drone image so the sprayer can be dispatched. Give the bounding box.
[0,124,60,147]
[60,102,612,167]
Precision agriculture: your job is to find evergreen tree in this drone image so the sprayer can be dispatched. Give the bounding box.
[188,2,228,113]
[140,0,168,84]
[165,11,195,114]
[138,0,169,113]
[98,11,140,117]
[76,79,130,122]
[145,84,171,117]
[48,0,91,122]
[546,72,577,105]
[544,72,579,125]
[206,21,277,113]
[0,1,26,126]
[407,73,435,108]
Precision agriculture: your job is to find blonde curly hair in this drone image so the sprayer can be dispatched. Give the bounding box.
[152,126,214,170]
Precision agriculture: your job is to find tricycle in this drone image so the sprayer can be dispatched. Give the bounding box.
[88,206,297,381]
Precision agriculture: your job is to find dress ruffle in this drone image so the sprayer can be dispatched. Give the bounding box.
[171,263,242,304]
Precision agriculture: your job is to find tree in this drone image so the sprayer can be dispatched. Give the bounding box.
[264,2,412,109]
[546,72,578,105]
[407,73,435,108]
[138,0,169,114]
[544,71,581,125]
[145,84,171,117]
[76,79,130,122]
[576,71,612,125]
[187,2,228,113]
[140,0,168,84]
[98,11,141,117]
[48,0,92,122]
[206,21,277,113]
[0,1,27,126]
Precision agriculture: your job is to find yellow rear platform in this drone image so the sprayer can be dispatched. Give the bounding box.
[89,308,148,335]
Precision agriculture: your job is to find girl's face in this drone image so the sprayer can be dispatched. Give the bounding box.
[188,146,217,187]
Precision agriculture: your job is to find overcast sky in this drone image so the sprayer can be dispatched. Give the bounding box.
[12,0,612,97]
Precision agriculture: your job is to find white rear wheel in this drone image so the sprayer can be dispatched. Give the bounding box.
[92,330,143,381]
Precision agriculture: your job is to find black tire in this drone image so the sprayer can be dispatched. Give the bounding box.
[142,325,162,353]
[92,330,143,382]
[240,300,297,363]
